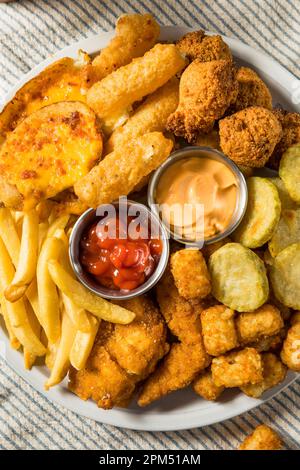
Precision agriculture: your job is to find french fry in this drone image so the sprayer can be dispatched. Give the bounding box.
[37,237,64,343]
[44,308,77,390]
[70,315,100,370]
[23,300,42,370]
[45,337,59,370]
[0,295,21,350]
[0,207,20,265]
[38,222,49,251]
[5,209,39,302]
[48,259,135,324]
[47,214,70,238]
[0,238,46,356]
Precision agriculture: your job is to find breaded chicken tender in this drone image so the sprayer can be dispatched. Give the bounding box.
[170,249,211,300]
[211,348,263,387]
[193,369,225,401]
[201,305,238,356]
[268,109,300,169]
[74,132,173,207]
[90,14,160,83]
[177,30,232,62]
[239,424,282,450]
[167,59,237,142]
[229,67,272,113]
[280,323,300,371]
[87,44,186,120]
[219,106,282,167]
[241,353,287,398]
[69,296,168,409]
[236,304,284,345]
[105,78,179,153]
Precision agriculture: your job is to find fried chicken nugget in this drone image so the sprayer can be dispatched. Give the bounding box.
[105,78,179,153]
[87,44,186,120]
[90,14,160,83]
[74,132,173,207]
[239,425,282,450]
[177,30,232,62]
[268,109,300,169]
[166,59,237,142]
[241,353,287,398]
[69,296,168,409]
[170,249,211,300]
[219,106,282,167]
[229,67,272,113]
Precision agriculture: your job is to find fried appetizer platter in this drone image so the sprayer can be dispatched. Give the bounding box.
[0,14,299,419]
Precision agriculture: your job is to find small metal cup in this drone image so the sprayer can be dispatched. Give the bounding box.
[148,146,248,246]
[69,199,169,300]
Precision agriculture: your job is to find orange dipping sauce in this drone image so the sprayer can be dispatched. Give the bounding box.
[80,215,162,291]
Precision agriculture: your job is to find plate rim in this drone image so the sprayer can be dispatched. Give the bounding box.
[0,25,298,432]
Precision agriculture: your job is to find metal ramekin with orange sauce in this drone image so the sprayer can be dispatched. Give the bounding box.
[148,146,248,246]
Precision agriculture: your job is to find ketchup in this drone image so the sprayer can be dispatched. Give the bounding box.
[80,215,162,291]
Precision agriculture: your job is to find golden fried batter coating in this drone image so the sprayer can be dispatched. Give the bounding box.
[268,109,300,169]
[211,347,263,387]
[90,14,160,83]
[192,369,224,400]
[219,106,282,167]
[177,30,232,63]
[170,249,211,300]
[194,128,221,150]
[239,424,282,450]
[236,304,284,345]
[167,59,238,142]
[280,323,300,371]
[201,305,238,356]
[241,353,287,398]
[229,67,272,113]
[69,296,168,409]
[246,333,284,353]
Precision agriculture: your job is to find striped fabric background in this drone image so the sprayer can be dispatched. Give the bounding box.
[0,0,299,450]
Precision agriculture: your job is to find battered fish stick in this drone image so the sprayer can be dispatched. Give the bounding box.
[74,132,173,207]
[87,44,186,120]
[90,14,160,83]
[105,78,179,153]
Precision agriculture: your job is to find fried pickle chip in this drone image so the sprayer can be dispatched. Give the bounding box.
[0,102,103,210]
[270,243,300,309]
[268,208,300,257]
[279,144,300,203]
[233,177,281,248]
[209,243,269,312]
[269,177,298,210]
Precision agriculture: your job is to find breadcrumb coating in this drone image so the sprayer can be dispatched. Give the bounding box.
[280,323,300,371]
[268,109,300,169]
[229,67,272,113]
[201,305,239,356]
[241,352,287,398]
[193,369,225,400]
[211,347,263,387]
[177,30,232,63]
[170,249,211,300]
[239,424,282,450]
[219,106,282,167]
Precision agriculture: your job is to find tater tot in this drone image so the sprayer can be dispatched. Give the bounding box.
[247,333,284,353]
[241,353,287,398]
[106,78,179,153]
[87,44,186,119]
[280,323,300,371]
[211,348,263,387]
[201,305,238,356]
[193,369,224,400]
[74,132,173,207]
[239,425,282,450]
[170,249,211,300]
[236,304,283,344]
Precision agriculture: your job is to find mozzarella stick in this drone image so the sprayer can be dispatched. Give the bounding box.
[90,13,160,83]
[87,44,186,119]
[105,78,179,153]
[74,132,173,207]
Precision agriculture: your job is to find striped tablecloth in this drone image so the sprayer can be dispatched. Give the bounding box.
[0,0,299,450]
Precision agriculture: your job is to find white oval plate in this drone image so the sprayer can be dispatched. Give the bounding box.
[0,26,299,431]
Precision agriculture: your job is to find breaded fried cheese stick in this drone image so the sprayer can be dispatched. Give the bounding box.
[90,14,160,83]
[74,132,173,207]
[87,44,186,120]
[105,78,179,153]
